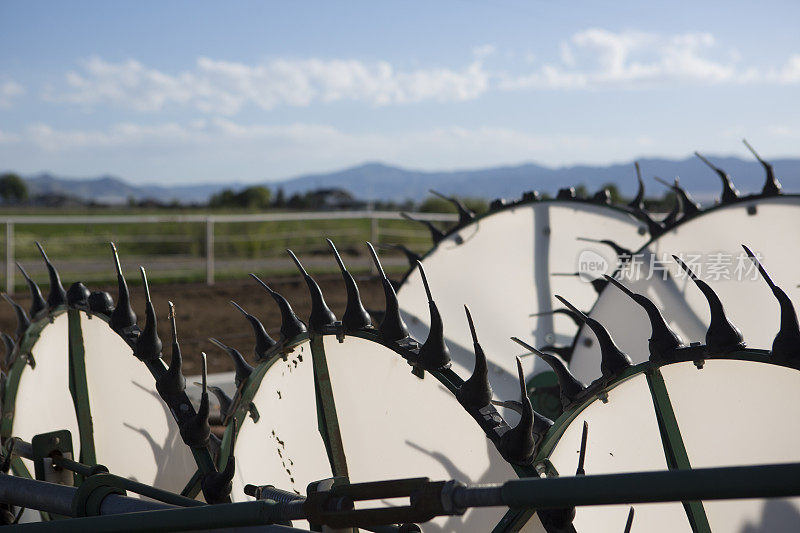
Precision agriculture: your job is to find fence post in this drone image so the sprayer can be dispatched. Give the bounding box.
[205,217,214,286]
[370,215,379,247]
[369,211,379,275]
[5,222,13,296]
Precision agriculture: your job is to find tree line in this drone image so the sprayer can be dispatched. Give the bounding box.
[0,172,678,212]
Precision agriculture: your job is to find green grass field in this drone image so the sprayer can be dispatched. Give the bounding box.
[0,207,446,288]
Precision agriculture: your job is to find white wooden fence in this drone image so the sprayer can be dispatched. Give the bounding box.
[0,210,458,294]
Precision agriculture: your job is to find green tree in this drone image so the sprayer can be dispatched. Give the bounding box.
[418,195,454,213]
[235,186,272,208]
[0,173,28,203]
[274,187,286,208]
[209,188,236,208]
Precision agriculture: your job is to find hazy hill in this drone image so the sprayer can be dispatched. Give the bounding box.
[25,173,245,205]
[18,155,800,205]
[269,157,800,203]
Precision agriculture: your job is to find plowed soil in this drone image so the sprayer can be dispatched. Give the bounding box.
[0,275,386,375]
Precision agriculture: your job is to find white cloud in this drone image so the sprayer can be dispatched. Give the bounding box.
[0,81,25,108]
[501,29,798,90]
[37,32,800,116]
[772,54,800,83]
[1,118,667,183]
[48,55,490,114]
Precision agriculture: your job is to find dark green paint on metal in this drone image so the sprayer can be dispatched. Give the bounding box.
[179,468,203,499]
[647,367,711,533]
[309,334,349,479]
[67,310,96,467]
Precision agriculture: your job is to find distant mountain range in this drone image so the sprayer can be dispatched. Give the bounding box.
[18,155,800,205]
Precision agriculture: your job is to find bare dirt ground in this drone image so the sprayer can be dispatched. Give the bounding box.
[0,274,388,375]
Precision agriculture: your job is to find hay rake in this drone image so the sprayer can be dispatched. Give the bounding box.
[0,142,797,531]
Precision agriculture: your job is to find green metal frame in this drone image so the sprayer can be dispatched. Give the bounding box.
[493,349,776,532]
[220,324,540,520]
[308,334,349,479]
[66,310,96,468]
[1,307,215,504]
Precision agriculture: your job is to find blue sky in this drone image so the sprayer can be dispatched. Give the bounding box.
[1,0,799,184]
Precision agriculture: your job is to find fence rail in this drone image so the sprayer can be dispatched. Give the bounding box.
[1,210,458,294]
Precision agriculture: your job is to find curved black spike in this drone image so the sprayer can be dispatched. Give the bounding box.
[627,164,667,236]
[489,198,506,211]
[202,418,236,504]
[377,243,422,269]
[66,282,90,309]
[230,301,276,360]
[327,240,372,331]
[497,357,552,466]
[134,267,162,361]
[415,261,450,371]
[366,243,409,343]
[521,190,540,203]
[456,306,492,409]
[654,176,701,218]
[624,507,635,533]
[16,263,46,317]
[511,337,585,408]
[576,237,633,261]
[743,139,782,196]
[661,189,683,228]
[695,152,739,204]
[742,245,800,364]
[530,308,584,328]
[628,162,645,211]
[35,242,66,309]
[638,209,666,237]
[207,385,233,418]
[603,275,684,362]
[555,295,632,378]
[400,212,445,244]
[538,345,573,360]
[2,294,29,339]
[592,188,611,205]
[249,274,307,341]
[672,255,745,351]
[430,189,476,226]
[1,332,16,370]
[576,421,588,476]
[156,301,186,399]
[181,352,210,448]
[556,187,576,200]
[287,249,336,332]
[209,338,253,388]
[88,291,114,316]
[109,243,136,332]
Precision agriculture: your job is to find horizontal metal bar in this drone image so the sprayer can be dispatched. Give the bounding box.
[6,463,800,531]
[0,474,173,517]
[8,500,305,533]
[11,519,308,533]
[452,462,800,510]
[0,211,458,225]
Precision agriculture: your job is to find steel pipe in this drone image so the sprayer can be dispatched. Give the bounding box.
[0,474,175,517]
